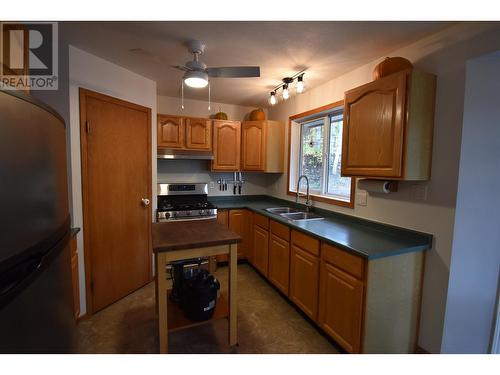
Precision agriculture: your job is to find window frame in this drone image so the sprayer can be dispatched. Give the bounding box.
[287,100,355,209]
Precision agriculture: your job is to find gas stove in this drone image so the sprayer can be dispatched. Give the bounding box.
[156,183,217,222]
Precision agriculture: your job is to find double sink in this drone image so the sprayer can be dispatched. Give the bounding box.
[265,207,324,222]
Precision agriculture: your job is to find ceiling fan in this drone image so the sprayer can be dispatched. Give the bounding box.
[173,40,260,88]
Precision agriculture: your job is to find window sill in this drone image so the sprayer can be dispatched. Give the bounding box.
[287,190,354,209]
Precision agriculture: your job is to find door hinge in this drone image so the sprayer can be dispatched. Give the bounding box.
[85,121,91,134]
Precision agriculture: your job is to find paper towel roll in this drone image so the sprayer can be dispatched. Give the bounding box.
[357,179,397,194]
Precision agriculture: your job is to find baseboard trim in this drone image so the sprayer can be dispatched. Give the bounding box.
[76,313,89,324]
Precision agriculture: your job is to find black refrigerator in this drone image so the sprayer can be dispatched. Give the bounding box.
[0,89,75,353]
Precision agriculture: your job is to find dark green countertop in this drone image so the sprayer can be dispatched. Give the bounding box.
[208,195,433,260]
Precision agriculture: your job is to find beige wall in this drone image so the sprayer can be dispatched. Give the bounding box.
[157,95,264,122]
[267,22,500,353]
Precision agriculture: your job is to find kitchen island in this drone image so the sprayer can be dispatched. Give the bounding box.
[152,220,241,354]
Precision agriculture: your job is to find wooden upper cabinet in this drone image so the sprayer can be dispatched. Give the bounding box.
[212,120,241,171]
[241,120,285,173]
[342,69,436,180]
[185,117,212,151]
[157,115,184,148]
[241,121,266,171]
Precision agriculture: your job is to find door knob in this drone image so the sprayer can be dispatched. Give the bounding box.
[141,198,150,206]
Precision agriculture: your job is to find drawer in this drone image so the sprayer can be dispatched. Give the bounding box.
[254,213,269,230]
[291,230,319,257]
[321,243,365,280]
[270,220,290,241]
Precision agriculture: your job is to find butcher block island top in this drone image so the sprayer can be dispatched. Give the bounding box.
[152,220,241,252]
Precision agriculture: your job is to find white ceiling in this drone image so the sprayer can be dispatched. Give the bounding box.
[62,21,453,107]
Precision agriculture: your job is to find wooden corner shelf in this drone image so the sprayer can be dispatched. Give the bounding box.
[166,289,229,332]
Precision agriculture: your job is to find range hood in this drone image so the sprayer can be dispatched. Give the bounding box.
[157,148,214,160]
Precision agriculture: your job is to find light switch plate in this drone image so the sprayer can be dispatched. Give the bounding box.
[356,191,368,206]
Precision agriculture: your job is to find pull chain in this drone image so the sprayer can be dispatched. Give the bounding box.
[181,80,185,110]
[208,81,211,111]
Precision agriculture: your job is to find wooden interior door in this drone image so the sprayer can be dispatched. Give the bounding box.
[290,245,319,320]
[185,117,212,150]
[318,261,364,353]
[157,114,184,148]
[268,234,290,295]
[212,120,241,171]
[253,225,269,276]
[342,71,407,178]
[80,88,152,313]
[241,121,266,171]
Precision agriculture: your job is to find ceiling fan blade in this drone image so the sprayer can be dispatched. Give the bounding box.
[207,66,260,78]
[172,64,191,72]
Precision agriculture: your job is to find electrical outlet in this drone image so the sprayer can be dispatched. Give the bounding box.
[356,191,368,206]
[411,184,428,201]
[209,181,215,190]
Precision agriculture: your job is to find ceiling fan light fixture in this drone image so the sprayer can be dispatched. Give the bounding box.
[183,70,209,88]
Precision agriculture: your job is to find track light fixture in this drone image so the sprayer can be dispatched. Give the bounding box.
[268,71,306,106]
[282,84,290,100]
[296,74,305,94]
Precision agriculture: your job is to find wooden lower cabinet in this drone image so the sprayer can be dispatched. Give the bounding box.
[289,245,319,320]
[253,224,269,276]
[229,210,246,257]
[216,210,229,262]
[318,261,364,353]
[211,210,423,354]
[242,210,254,262]
[216,209,252,263]
[268,234,290,295]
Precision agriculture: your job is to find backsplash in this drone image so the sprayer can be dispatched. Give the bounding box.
[157,159,269,196]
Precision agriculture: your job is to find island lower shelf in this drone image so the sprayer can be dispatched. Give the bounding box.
[166,289,229,332]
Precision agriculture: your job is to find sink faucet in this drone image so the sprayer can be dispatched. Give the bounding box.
[296,175,312,212]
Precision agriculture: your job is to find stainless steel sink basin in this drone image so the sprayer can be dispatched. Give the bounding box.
[280,211,324,222]
[265,207,300,214]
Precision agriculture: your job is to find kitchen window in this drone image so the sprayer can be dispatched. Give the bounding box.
[288,102,354,208]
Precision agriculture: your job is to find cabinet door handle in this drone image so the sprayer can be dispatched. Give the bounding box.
[141,198,150,206]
